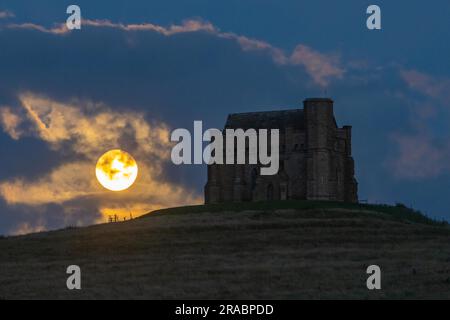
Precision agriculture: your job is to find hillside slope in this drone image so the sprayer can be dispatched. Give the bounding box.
[0,201,449,299]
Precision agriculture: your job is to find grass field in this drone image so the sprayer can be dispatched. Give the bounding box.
[0,201,449,299]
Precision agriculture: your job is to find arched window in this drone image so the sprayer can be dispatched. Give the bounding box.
[267,183,274,200]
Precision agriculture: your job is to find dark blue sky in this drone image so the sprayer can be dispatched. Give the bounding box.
[1,0,450,234]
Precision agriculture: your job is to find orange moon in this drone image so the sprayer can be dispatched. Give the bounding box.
[95,149,138,191]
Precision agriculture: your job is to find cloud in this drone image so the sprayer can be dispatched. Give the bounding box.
[388,132,450,179]
[0,160,201,219]
[84,19,345,85]
[387,69,450,179]
[6,19,216,36]
[0,107,23,140]
[83,19,217,35]
[0,10,14,19]
[0,93,202,227]
[6,22,68,34]
[10,221,46,236]
[13,93,170,160]
[0,161,98,205]
[289,45,344,87]
[219,32,288,65]
[4,19,343,87]
[400,69,450,102]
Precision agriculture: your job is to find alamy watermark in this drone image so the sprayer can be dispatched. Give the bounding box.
[66,265,81,290]
[66,5,81,30]
[366,5,381,30]
[170,121,279,175]
[366,265,381,290]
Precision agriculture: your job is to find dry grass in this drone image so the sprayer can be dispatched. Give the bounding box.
[0,203,449,299]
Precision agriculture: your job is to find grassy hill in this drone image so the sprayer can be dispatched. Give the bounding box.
[0,200,449,299]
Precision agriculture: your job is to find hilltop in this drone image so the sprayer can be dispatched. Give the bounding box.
[0,201,449,299]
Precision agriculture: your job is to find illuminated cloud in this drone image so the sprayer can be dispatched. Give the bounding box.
[0,160,201,217]
[0,162,96,205]
[10,222,46,236]
[0,107,23,140]
[14,93,170,160]
[84,19,217,35]
[6,19,216,36]
[289,45,344,87]
[219,33,288,65]
[6,22,68,34]
[0,93,202,226]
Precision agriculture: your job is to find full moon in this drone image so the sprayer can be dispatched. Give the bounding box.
[95,149,138,191]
